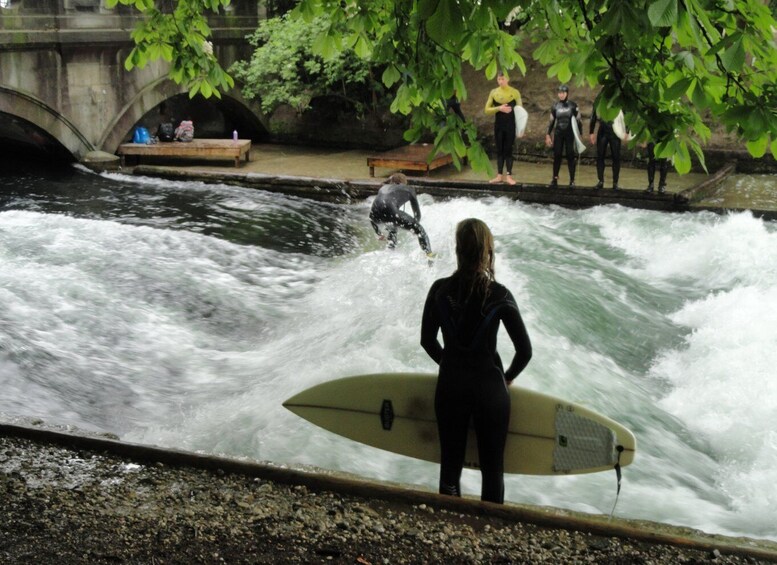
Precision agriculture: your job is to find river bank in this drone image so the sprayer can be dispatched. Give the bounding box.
[2,420,777,564]
[92,142,777,220]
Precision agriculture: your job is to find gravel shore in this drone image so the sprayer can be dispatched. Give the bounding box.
[1,425,776,564]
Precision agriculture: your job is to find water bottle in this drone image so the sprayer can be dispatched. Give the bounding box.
[232,129,238,143]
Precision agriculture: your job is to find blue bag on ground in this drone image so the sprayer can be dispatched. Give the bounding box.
[133,127,151,144]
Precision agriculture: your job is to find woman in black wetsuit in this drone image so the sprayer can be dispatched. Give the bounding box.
[589,103,622,191]
[420,219,532,503]
[545,84,581,189]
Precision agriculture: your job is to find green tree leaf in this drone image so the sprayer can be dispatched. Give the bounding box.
[665,77,693,100]
[485,58,498,79]
[382,65,401,87]
[426,1,464,48]
[673,140,692,173]
[648,0,678,27]
[312,33,339,60]
[200,80,213,99]
[189,81,201,99]
[720,38,745,72]
[746,136,768,158]
[548,59,571,83]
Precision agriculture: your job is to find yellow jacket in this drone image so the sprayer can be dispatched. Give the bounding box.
[484,86,522,115]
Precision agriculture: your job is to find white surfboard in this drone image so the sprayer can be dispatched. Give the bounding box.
[571,117,587,154]
[613,110,630,141]
[283,373,636,476]
[514,106,528,138]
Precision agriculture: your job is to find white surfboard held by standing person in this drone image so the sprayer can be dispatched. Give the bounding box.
[571,117,587,154]
[514,106,528,138]
[283,373,636,476]
[613,110,631,141]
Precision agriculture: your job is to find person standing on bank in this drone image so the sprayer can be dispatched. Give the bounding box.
[446,90,466,122]
[644,141,669,193]
[545,84,582,189]
[589,103,623,191]
[484,72,522,186]
[369,173,433,256]
[421,218,532,504]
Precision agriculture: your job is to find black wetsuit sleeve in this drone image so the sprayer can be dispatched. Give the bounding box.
[589,108,598,135]
[447,97,465,121]
[500,293,532,381]
[409,193,422,221]
[420,282,443,365]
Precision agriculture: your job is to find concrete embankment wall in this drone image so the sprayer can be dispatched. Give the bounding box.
[132,164,777,221]
[133,165,690,212]
[2,420,777,562]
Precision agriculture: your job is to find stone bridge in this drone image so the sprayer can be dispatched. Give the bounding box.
[0,0,268,163]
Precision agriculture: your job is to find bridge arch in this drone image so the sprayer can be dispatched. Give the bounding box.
[0,86,93,160]
[100,77,270,154]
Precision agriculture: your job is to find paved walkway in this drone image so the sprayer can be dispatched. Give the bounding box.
[184,143,704,194]
[121,143,777,219]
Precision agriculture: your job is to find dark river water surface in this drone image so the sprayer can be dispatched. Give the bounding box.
[1,165,776,542]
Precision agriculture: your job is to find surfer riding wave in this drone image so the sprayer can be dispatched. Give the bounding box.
[369,173,432,256]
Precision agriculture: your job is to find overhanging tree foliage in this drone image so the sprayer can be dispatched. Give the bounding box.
[294,0,777,174]
[112,0,777,175]
[106,0,234,99]
[229,14,381,116]
[523,0,777,172]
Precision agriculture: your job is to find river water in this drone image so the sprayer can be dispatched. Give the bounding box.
[1,166,776,542]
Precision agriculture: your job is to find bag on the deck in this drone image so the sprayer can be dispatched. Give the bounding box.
[157,122,175,142]
[132,127,151,144]
[174,120,194,142]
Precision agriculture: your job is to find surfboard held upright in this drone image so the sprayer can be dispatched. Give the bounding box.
[283,373,636,476]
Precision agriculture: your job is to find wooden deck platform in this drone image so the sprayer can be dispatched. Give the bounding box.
[118,139,251,168]
[367,144,453,177]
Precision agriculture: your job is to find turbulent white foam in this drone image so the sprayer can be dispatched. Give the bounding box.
[3,188,777,541]
[584,207,777,537]
[0,209,319,433]
[650,286,777,537]
[591,208,777,288]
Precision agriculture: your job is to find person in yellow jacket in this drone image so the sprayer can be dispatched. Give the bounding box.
[484,72,522,185]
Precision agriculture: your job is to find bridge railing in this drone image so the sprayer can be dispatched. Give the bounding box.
[0,0,261,46]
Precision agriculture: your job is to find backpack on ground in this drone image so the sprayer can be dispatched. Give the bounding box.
[132,127,151,144]
[157,122,175,142]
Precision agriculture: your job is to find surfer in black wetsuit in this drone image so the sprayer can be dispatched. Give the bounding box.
[545,84,581,189]
[589,101,622,191]
[446,91,466,122]
[420,218,532,503]
[644,142,669,193]
[369,173,432,255]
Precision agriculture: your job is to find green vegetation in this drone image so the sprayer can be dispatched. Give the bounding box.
[105,0,234,99]
[295,0,777,174]
[111,0,777,175]
[230,14,384,116]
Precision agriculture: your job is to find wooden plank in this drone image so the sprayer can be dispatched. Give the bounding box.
[118,139,251,168]
[367,144,453,177]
